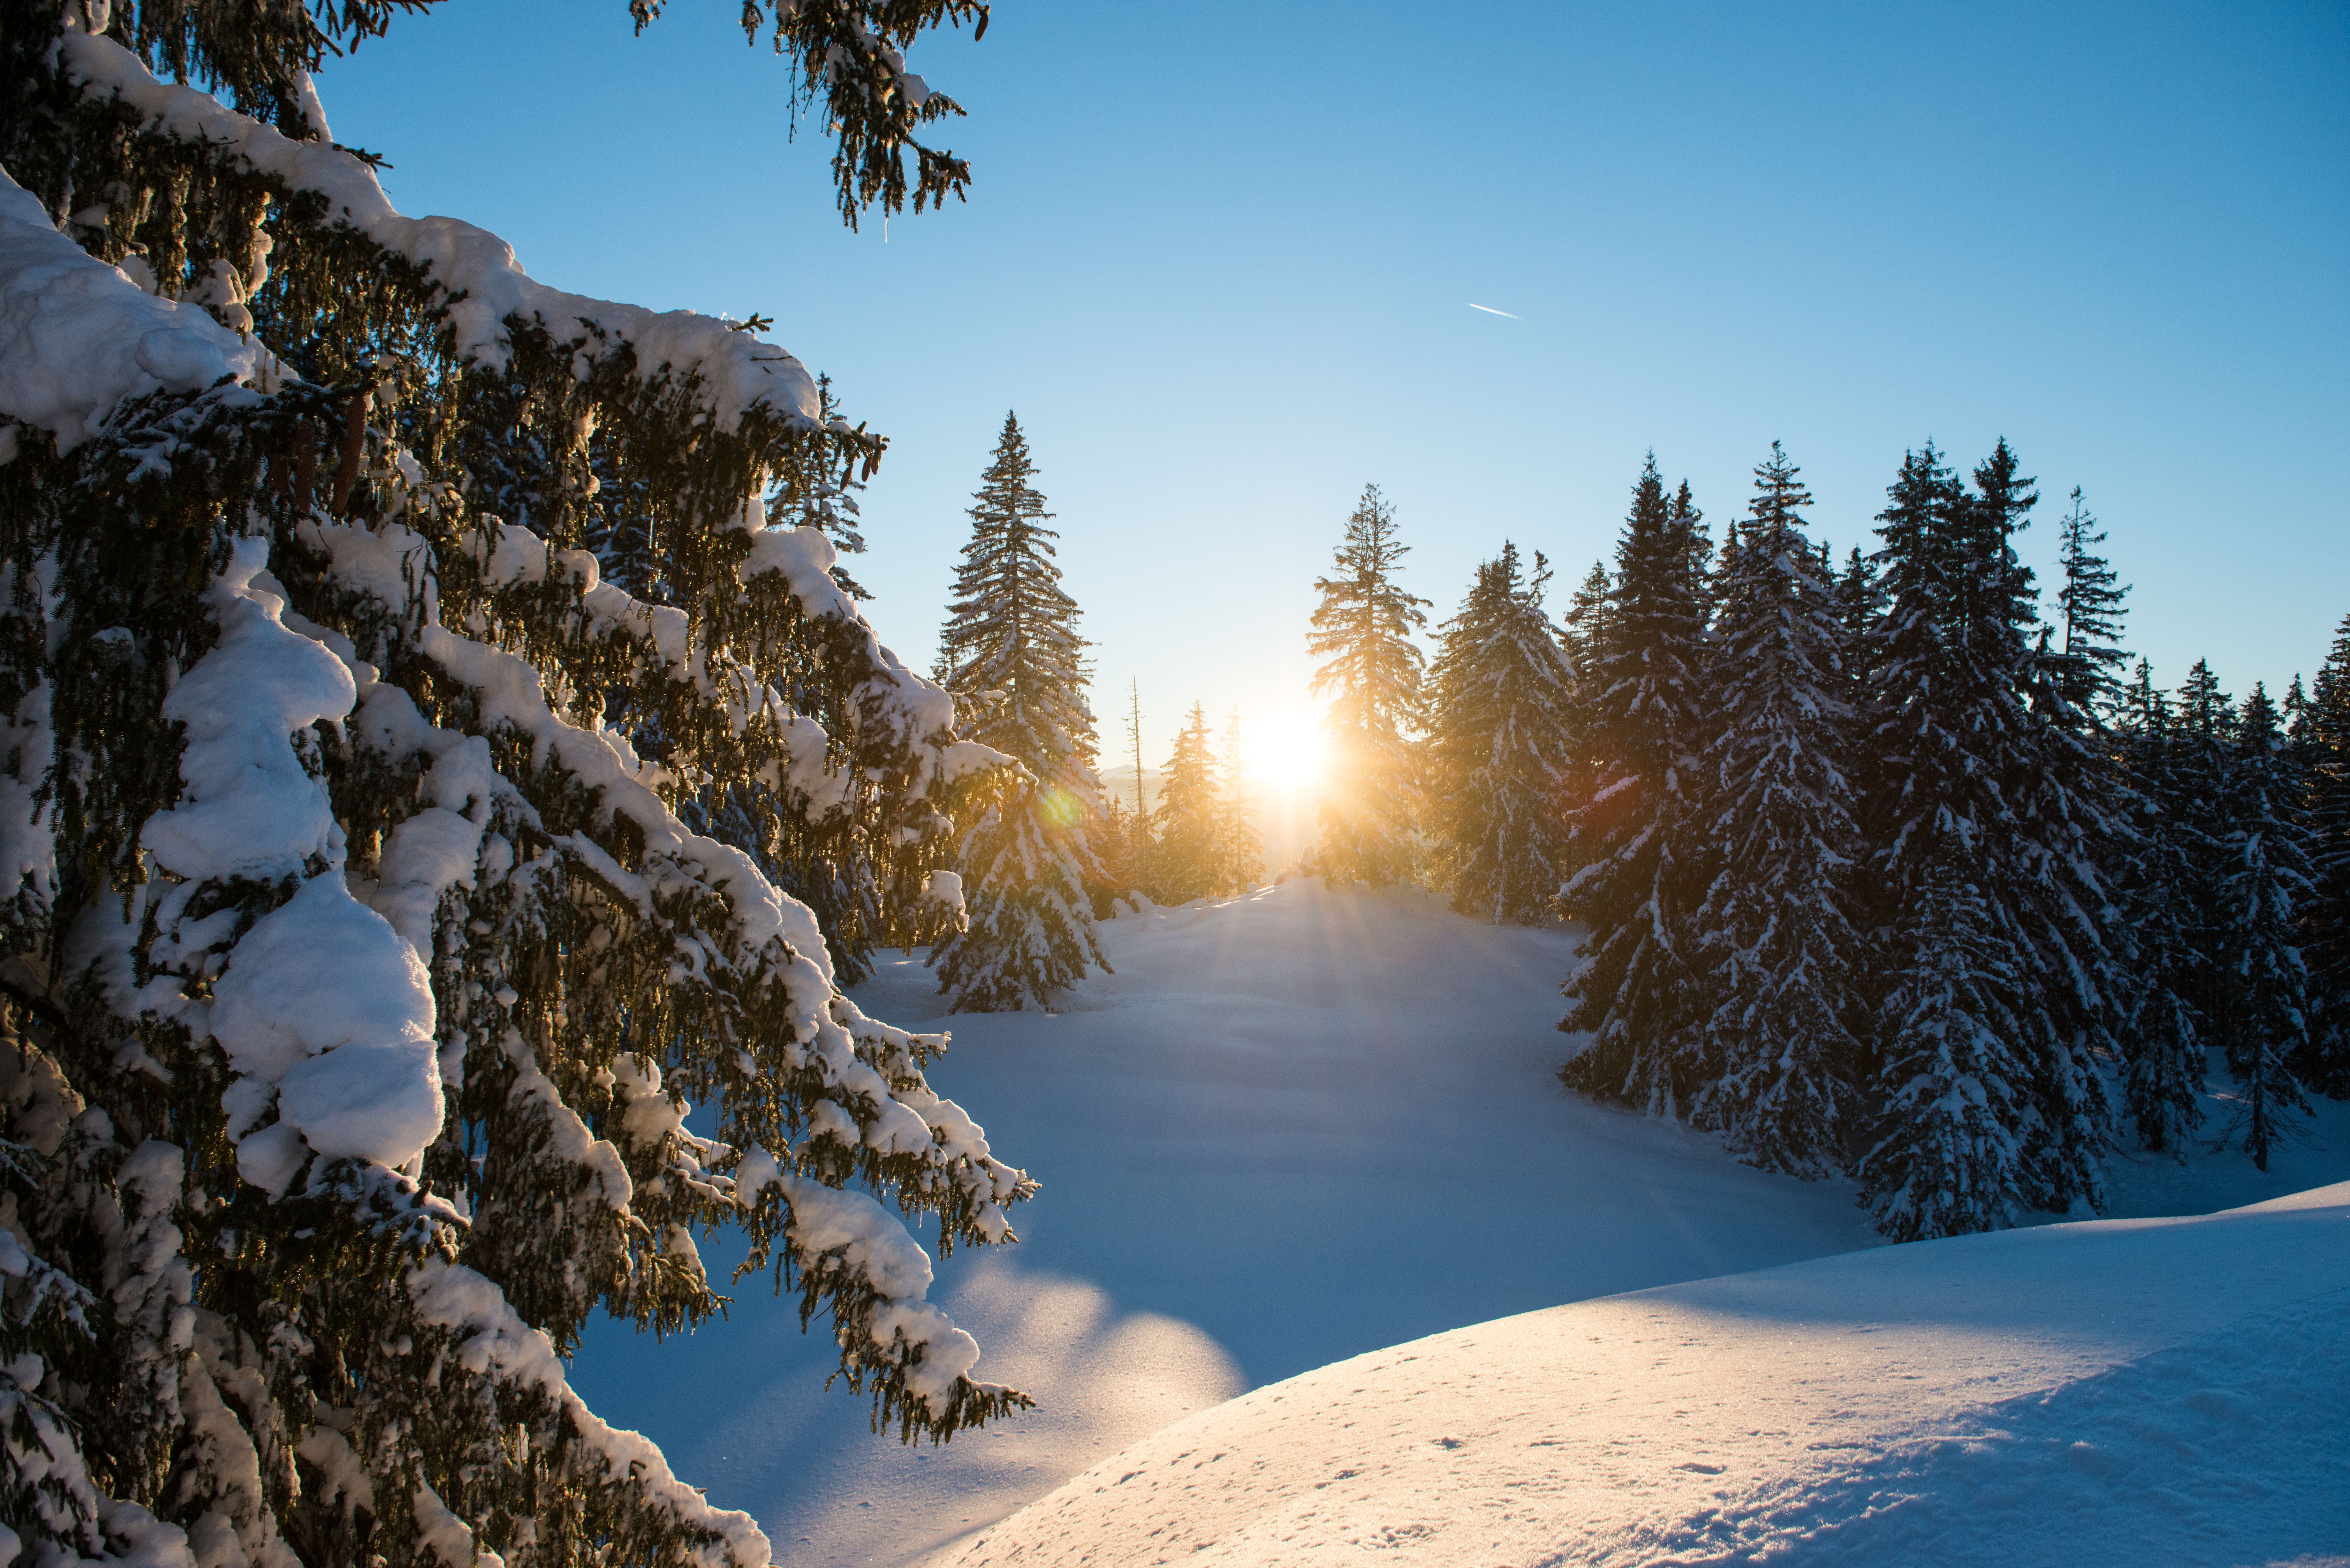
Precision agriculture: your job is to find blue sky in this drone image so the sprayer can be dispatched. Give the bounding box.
[322,0,2349,761]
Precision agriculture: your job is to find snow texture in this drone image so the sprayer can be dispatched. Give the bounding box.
[54,26,823,430]
[0,165,264,451]
[949,1183,2350,1567]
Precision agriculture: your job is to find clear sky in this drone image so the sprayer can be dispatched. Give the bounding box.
[322,0,2349,765]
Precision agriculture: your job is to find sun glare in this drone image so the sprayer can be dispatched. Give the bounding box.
[1245,718,1325,794]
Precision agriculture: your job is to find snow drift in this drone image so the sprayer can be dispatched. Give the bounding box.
[943,1182,2350,1567]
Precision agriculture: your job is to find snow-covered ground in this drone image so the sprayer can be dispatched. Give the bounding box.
[948,1181,2350,1567]
[569,879,2350,1566]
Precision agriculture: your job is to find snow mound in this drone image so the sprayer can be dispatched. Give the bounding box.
[943,1183,2350,1567]
[0,165,263,450]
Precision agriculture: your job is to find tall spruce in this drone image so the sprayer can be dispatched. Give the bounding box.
[0,4,1041,1565]
[1426,543,1578,924]
[2173,658,2240,1032]
[930,414,1108,1011]
[2046,486,2132,721]
[2302,614,2350,1093]
[1831,544,1884,698]
[1860,864,2037,1240]
[1214,709,1265,894]
[1560,559,1614,673]
[1685,445,1861,1177]
[1853,441,2117,1235]
[2111,662,2210,1152]
[1306,486,1429,888]
[1144,704,1233,903]
[1557,456,1713,1117]
[2212,686,2316,1169]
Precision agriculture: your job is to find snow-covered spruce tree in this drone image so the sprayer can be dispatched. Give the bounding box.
[2044,486,2132,722]
[1557,456,1712,1118]
[1213,709,1264,894]
[929,413,1107,1011]
[2212,685,2316,1170]
[1553,558,1613,872]
[0,3,1043,1564]
[2170,657,2240,1033]
[1856,862,2035,1242]
[2111,662,2209,1154]
[1141,703,1231,904]
[1559,559,1613,675]
[1425,543,1576,924]
[1829,543,1883,700]
[1306,486,1428,888]
[1852,441,2119,1233]
[1683,445,1862,1178]
[2297,613,2350,1095]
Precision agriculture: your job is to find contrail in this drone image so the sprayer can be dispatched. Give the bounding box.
[1468,303,1520,319]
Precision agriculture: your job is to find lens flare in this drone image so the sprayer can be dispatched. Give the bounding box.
[1040,785,1085,827]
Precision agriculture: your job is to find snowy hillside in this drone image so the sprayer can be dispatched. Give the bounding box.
[946,1181,2350,1567]
[567,880,2350,1565]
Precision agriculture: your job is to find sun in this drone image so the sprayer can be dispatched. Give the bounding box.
[1244,717,1325,794]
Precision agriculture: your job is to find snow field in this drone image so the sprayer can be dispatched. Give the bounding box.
[576,879,1876,1563]
[572,878,2349,1565]
[944,1183,2350,1567]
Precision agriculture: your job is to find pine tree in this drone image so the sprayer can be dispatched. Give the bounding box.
[1214,709,1265,895]
[1555,558,1610,870]
[2213,685,2316,1169]
[1143,704,1226,903]
[2302,613,2350,1094]
[2046,486,2131,722]
[1685,444,1862,1177]
[1831,543,1884,697]
[1560,559,1614,673]
[2173,657,2240,1031]
[1306,486,1429,888]
[1091,794,1148,911]
[1087,679,1154,909]
[1855,440,2117,1233]
[0,4,1037,1564]
[2111,662,2208,1153]
[1856,863,2036,1241]
[1557,456,1713,1117]
[1426,544,1577,924]
[929,414,1108,1011]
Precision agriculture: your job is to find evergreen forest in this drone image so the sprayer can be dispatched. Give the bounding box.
[1260,443,2349,1241]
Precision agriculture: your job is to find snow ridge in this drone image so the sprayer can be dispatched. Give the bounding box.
[943,1183,2350,1567]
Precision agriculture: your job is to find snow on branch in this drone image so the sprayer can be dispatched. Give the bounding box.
[406,1257,775,1568]
[0,165,266,451]
[56,25,825,432]
[110,539,449,1195]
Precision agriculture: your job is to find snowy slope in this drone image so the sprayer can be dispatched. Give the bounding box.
[944,1182,2350,1567]
[567,879,2350,1566]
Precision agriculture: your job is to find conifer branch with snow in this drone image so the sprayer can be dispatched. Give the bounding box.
[0,1,1034,1561]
